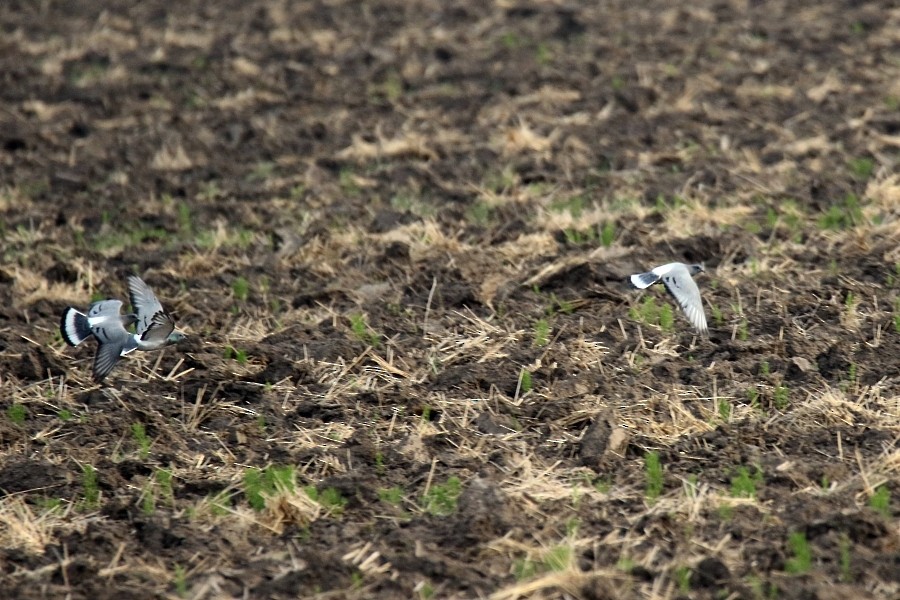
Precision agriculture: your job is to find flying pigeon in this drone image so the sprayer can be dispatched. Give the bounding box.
[60,276,186,381]
[629,262,708,334]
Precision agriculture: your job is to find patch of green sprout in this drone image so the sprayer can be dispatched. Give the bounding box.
[747,576,779,600]
[176,202,192,235]
[675,566,692,594]
[423,476,461,516]
[247,161,275,182]
[131,422,151,459]
[156,468,174,507]
[141,479,156,515]
[173,564,188,598]
[82,465,100,510]
[616,556,635,573]
[378,487,404,505]
[894,298,900,333]
[519,369,533,394]
[339,167,360,196]
[417,580,435,599]
[198,180,222,201]
[610,74,625,90]
[466,201,492,225]
[305,486,347,515]
[483,165,516,193]
[785,531,812,574]
[550,195,586,219]
[58,409,73,422]
[350,313,381,347]
[644,451,663,503]
[818,194,864,230]
[243,468,266,511]
[513,557,538,581]
[848,157,874,181]
[535,42,553,65]
[710,304,723,326]
[374,451,386,476]
[500,32,522,49]
[760,361,770,376]
[730,466,763,499]
[6,403,26,425]
[232,276,249,301]
[739,319,749,341]
[542,545,571,571]
[244,465,296,511]
[658,302,674,331]
[223,346,248,365]
[547,293,574,315]
[869,485,891,518]
[718,399,732,421]
[533,318,550,347]
[773,385,789,410]
[839,534,852,582]
[747,387,760,409]
[563,227,596,245]
[420,406,431,422]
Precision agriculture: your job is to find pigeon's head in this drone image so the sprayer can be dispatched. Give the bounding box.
[167,330,187,344]
[688,263,705,276]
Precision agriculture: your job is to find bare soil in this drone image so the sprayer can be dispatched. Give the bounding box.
[1,1,899,599]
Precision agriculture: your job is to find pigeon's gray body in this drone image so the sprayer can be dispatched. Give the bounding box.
[629,262,708,334]
[60,276,185,381]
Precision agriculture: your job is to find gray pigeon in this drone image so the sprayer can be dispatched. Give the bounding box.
[629,262,708,334]
[60,276,186,381]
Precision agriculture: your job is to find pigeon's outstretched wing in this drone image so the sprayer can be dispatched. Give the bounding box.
[659,265,708,334]
[629,271,660,289]
[85,300,134,381]
[141,311,176,345]
[60,308,92,346]
[127,276,165,336]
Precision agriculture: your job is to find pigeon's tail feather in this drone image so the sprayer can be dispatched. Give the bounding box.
[60,308,92,347]
[629,272,659,289]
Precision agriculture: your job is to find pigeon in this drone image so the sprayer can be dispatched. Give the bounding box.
[60,276,186,381]
[629,262,708,334]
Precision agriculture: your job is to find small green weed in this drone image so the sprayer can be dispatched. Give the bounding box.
[869,485,891,518]
[173,563,188,598]
[600,221,615,247]
[350,313,381,347]
[785,531,812,574]
[730,466,763,499]
[423,476,461,516]
[773,385,789,410]
[675,565,691,594]
[848,157,874,180]
[519,369,533,394]
[232,276,250,302]
[839,534,852,582]
[306,485,348,515]
[6,403,26,425]
[644,451,663,503]
[533,318,550,347]
[818,194,864,230]
[223,346,249,365]
[244,465,296,511]
[131,422,151,459]
[378,487,404,505]
[718,398,732,421]
[658,302,674,331]
[82,464,100,509]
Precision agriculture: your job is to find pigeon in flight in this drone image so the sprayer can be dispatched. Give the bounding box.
[60,276,186,382]
[629,262,708,334]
